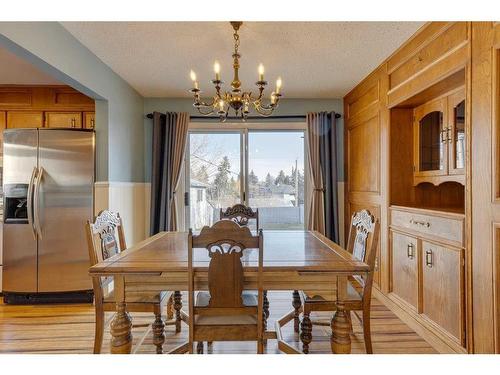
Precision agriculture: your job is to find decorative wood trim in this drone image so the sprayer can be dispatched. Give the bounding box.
[388,45,469,108]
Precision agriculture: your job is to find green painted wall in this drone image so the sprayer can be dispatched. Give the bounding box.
[0,22,144,182]
[143,97,344,182]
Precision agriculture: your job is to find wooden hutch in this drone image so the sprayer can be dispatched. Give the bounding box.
[344,22,500,353]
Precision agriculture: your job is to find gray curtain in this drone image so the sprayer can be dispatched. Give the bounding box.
[318,112,339,243]
[150,111,189,234]
[307,111,340,243]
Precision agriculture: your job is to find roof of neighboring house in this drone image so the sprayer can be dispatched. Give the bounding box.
[190,179,210,189]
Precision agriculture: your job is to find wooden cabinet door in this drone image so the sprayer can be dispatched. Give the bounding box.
[413,97,448,177]
[447,89,466,175]
[421,241,464,345]
[45,112,82,128]
[6,111,43,128]
[83,112,95,129]
[390,231,419,310]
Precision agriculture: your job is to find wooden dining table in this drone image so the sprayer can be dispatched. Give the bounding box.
[89,230,369,354]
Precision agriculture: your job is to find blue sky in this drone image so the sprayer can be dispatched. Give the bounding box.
[249,132,305,180]
[190,131,305,182]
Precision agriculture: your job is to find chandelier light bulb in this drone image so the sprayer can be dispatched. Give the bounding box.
[190,70,199,89]
[258,63,265,81]
[219,100,225,111]
[276,77,282,94]
[214,61,221,80]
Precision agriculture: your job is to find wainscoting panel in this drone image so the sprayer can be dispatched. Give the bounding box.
[94,182,150,246]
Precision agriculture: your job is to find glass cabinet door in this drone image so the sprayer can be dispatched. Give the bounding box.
[418,110,445,172]
[414,97,448,176]
[448,89,466,175]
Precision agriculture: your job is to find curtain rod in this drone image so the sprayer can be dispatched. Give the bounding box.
[145,113,341,120]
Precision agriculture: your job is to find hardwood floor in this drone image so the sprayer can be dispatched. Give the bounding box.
[0,291,436,354]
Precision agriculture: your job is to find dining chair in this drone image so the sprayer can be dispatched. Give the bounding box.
[86,210,180,354]
[299,209,380,354]
[220,203,259,229]
[220,203,299,334]
[220,203,274,334]
[188,219,265,354]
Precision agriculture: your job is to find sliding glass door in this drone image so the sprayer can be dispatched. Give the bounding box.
[187,131,242,231]
[247,131,305,230]
[186,126,306,231]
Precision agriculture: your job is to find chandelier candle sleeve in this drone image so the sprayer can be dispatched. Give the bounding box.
[276,77,282,94]
[214,61,221,81]
[258,64,265,81]
[188,21,283,121]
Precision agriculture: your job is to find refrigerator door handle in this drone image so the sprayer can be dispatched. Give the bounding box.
[27,166,38,239]
[34,166,44,239]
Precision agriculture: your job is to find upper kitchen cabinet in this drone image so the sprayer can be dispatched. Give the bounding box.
[0,85,94,130]
[45,112,82,128]
[83,112,95,130]
[6,111,44,128]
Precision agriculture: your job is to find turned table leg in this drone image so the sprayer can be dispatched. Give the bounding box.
[300,307,312,354]
[174,291,182,333]
[331,276,351,354]
[152,312,165,354]
[263,291,270,329]
[110,302,132,354]
[292,290,301,333]
[110,276,132,354]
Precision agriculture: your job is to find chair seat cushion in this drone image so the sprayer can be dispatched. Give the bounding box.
[302,281,361,302]
[104,289,169,304]
[194,291,258,325]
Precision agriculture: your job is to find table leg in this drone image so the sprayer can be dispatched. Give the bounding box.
[300,306,312,354]
[110,276,132,354]
[174,291,182,333]
[263,291,270,327]
[331,276,351,354]
[292,290,301,333]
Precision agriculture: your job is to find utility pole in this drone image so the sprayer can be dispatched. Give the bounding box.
[294,158,299,207]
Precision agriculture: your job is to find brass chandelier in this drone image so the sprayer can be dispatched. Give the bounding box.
[189,21,283,121]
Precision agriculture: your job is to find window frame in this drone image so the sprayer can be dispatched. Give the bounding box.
[182,121,309,231]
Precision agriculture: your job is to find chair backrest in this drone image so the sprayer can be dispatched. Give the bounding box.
[188,219,263,315]
[85,210,127,300]
[220,203,259,230]
[346,209,380,294]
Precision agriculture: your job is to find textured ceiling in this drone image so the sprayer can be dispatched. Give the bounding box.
[62,22,424,98]
[0,46,62,85]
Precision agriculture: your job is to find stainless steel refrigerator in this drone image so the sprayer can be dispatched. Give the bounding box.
[2,128,95,304]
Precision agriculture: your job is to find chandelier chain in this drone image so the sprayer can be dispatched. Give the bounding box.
[233,30,240,55]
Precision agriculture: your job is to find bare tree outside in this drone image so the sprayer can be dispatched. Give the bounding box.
[188,131,305,230]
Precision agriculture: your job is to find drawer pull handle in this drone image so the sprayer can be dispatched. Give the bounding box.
[406,243,415,259]
[425,250,433,268]
[410,218,430,228]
